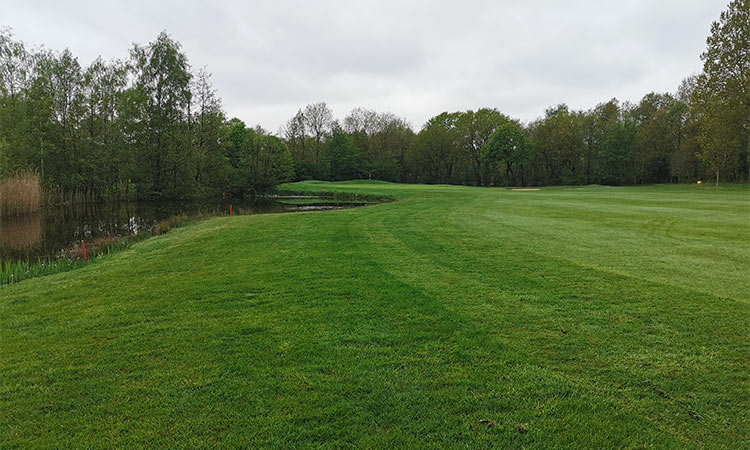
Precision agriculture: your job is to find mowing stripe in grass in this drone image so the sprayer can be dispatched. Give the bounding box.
[1,182,748,448]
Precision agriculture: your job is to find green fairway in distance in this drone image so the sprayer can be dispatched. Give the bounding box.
[1,181,748,448]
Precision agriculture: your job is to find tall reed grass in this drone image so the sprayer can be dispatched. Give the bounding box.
[0,171,42,216]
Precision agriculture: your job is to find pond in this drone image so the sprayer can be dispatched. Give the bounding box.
[0,196,369,263]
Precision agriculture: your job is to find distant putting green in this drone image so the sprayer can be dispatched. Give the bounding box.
[1,181,748,448]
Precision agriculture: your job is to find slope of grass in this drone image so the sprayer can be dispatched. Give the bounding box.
[1,181,748,448]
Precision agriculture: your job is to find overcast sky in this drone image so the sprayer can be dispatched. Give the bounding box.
[4,0,727,131]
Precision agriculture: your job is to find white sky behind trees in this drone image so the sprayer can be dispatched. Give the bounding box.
[4,0,728,131]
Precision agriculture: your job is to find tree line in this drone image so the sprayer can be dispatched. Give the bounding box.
[283,1,747,188]
[0,30,293,201]
[1,0,746,198]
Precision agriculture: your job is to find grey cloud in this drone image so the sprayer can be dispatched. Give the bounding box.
[3,0,727,131]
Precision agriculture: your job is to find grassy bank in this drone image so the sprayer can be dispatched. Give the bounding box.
[1,209,235,285]
[1,181,748,448]
[0,235,146,286]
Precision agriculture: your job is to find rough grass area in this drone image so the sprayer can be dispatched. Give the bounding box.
[1,181,748,448]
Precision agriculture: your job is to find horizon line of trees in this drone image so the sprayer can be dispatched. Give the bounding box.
[282,0,747,187]
[281,1,747,188]
[1,0,747,198]
[0,29,293,201]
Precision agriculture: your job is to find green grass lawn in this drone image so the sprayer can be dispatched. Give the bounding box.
[1,181,748,448]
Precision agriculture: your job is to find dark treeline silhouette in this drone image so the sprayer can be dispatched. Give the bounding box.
[283,0,747,187]
[0,30,293,201]
[1,0,747,196]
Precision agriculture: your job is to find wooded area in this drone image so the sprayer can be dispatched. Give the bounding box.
[0,0,747,200]
[0,31,293,202]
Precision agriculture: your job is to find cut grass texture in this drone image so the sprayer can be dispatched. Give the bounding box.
[1,181,748,448]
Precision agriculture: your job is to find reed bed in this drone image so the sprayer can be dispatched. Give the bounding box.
[1,257,84,285]
[44,186,104,206]
[0,171,42,216]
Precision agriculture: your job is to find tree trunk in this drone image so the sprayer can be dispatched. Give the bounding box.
[474,155,482,186]
[715,168,719,187]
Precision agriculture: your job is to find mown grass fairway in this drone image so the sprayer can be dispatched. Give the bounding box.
[1,182,748,448]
